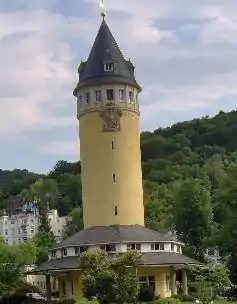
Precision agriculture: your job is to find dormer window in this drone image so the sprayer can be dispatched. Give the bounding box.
[100,244,116,252]
[151,243,165,251]
[104,62,114,72]
[107,89,114,101]
[127,243,141,251]
[79,246,88,253]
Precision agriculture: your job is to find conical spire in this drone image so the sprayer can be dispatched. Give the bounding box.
[73,19,141,95]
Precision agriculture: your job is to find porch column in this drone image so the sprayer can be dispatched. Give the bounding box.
[182,269,188,295]
[171,267,176,296]
[45,273,52,302]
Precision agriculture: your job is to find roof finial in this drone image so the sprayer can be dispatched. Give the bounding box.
[100,0,106,19]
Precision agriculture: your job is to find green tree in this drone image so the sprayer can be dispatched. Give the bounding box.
[62,206,83,239]
[34,199,54,265]
[144,183,173,232]
[31,179,59,208]
[190,264,230,303]
[216,163,237,283]
[49,160,81,177]
[172,179,213,258]
[0,241,37,296]
[56,173,82,214]
[79,250,142,304]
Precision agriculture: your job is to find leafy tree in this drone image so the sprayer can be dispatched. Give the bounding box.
[144,183,173,232]
[215,164,237,283]
[79,250,142,304]
[56,173,82,213]
[0,241,37,296]
[190,265,230,303]
[33,197,54,265]
[31,179,59,208]
[49,160,81,177]
[172,179,213,257]
[62,206,83,239]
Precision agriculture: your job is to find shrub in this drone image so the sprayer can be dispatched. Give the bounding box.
[154,297,181,304]
[173,294,195,302]
[0,293,29,304]
[11,280,41,295]
[138,283,155,302]
[59,299,76,304]
[76,299,99,304]
[223,286,237,301]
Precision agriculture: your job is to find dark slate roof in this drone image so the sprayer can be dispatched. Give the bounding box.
[53,225,175,249]
[73,18,141,95]
[30,252,202,274]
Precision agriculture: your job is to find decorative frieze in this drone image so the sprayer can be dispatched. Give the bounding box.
[100,102,123,132]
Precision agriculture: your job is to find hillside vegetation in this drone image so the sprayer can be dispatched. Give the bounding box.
[1,109,237,279]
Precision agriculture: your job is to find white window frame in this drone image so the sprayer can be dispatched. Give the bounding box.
[106,89,114,101]
[118,89,125,101]
[165,273,171,291]
[129,91,134,103]
[100,244,116,252]
[95,89,102,102]
[151,243,165,251]
[84,92,90,104]
[62,248,67,256]
[127,243,141,251]
[104,62,114,71]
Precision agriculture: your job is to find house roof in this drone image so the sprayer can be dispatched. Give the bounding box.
[53,225,175,249]
[73,18,141,95]
[30,252,201,274]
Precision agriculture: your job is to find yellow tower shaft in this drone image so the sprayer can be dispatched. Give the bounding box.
[79,107,144,228]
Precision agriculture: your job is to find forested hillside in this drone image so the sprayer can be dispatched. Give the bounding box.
[1,109,237,275]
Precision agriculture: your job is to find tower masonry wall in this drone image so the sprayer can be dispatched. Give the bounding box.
[77,84,144,228]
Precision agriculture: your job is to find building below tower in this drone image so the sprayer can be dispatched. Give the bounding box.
[29,225,200,299]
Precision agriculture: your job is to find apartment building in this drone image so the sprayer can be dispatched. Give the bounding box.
[0,207,66,244]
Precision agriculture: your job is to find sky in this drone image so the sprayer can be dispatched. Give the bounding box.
[0,0,237,173]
